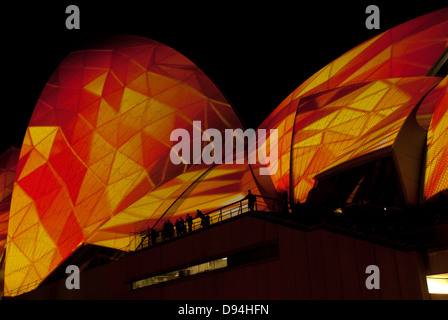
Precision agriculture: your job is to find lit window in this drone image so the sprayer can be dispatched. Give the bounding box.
[426,273,448,294]
[132,257,227,290]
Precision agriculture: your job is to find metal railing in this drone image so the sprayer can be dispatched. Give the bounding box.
[133,195,288,251]
[3,279,41,298]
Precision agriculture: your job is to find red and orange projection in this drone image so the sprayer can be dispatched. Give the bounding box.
[0,147,20,261]
[4,36,257,295]
[2,8,448,296]
[425,77,448,200]
[258,7,448,203]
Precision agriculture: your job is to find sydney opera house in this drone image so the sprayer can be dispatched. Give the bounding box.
[1,8,448,300]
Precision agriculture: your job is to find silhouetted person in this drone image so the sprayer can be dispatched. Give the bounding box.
[186,213,193,232]
[150,228,158,245]
[162,221,168,240]
[195,209,204,227]
[169,220,175,238]
[243,190,256,211]
[195,209,203,218]
[179,217,186,234]
[200,215,207,228]
[164,219,174,239]
[204,214,210,227]
[175,218,181,236]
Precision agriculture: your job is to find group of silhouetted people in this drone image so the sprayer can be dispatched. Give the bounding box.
[195,209,211,228]
[145,209,212,246]
[161,216,191,240]
[144,190,258,247]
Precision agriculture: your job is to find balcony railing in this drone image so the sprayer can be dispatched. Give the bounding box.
[133,195,288,251]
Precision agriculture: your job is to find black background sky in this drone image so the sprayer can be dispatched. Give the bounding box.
[1,1,446,155]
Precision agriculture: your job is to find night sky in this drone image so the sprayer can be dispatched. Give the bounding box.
[1,1,446,155]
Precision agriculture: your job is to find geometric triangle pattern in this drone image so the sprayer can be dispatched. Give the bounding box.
[0,147,20,260]
[258,8,448,204]
[424,76,448,200]
[4,36,251,296]
[290,77,441,203]
[88,162,259,251]
[3,9,448,298]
